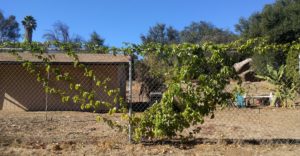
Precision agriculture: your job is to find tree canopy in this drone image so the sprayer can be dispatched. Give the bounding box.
[0,11,20,42]
[141,23,180,44]
[141,22,237,45]
[88,31,105,46]
[180,21,237,44]
[43,21,70,43]
[235,0,300,43]
[43,21,85,44]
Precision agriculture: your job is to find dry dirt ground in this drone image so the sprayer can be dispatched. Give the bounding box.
[0,109,300,156]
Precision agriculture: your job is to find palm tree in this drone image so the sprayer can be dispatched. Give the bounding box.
[22,16,37,43]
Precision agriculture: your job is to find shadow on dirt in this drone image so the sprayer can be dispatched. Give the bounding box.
[141,138,300,150]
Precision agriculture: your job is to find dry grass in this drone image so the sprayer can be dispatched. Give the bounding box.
[0,109,300,155]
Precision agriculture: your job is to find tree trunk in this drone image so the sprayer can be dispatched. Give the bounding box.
[233,58,252,74]
[24,28,32,43]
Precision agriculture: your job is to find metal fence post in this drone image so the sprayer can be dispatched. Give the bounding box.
[128,55,133,143]
[45,70,49,120]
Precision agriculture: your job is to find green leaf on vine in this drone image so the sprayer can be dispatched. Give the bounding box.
[75,84,81,90]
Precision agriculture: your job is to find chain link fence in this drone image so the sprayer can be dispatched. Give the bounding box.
[0,63,45,111]
[0,53,129,113]
[127,54,300,144]
[0,52,300,145]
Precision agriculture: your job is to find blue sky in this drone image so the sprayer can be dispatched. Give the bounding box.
[1,0,275,47]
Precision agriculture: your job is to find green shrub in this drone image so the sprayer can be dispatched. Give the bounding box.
[251,50,277,76]
[256,65,296,107]
[286,44,300,88]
